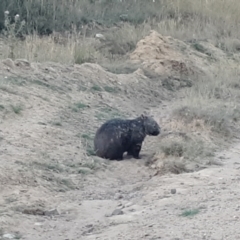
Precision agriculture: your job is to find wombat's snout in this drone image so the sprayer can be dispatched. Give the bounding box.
[152,127,160,136]
[152,130,160,136]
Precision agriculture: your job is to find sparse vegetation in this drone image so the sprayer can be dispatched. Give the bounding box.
[79,132,96,157]
[10,104,23,114]
[78,168,92,175]
[103,85,120,93]
[95,106,124,121]
[86,147,96,156]
[1,0,240,65]
[173,68,240,139]
[57,178,76,190]
[160,136,214,160]
[81,133,93,140]
[191,43,208,54]
[91,85,102,92]
[52,121,62,126]
[14,232,23,239]
[72,102,89,112]
[180,208,200,217]
[32,161,64,173]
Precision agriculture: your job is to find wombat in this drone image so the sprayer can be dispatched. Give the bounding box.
[94,114,160,160]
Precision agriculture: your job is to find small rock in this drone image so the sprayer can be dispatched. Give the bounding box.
[117,202,122,207]
[2,58,15,69]
[34,222,43,226]
[3,233,15,239]
[150,164,156,169]
[114,193,123,200]
[111,208,124,216]
[85,224,93,228]
[171,189,176,194]
[44,208,59,216]
[15,59,31,67]
[124,202,133,208]
[95,33,105,41]
[22,208,45,216]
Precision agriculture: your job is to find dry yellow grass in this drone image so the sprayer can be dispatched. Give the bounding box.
[1,0,240,63]
[0,33,99,64]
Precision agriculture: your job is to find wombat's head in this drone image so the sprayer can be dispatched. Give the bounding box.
[141,114,160,136]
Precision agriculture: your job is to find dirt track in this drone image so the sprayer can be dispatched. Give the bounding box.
[0,45,240,239]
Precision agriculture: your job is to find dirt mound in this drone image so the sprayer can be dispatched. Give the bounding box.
[130,30,238,78]
[130,30,196,77]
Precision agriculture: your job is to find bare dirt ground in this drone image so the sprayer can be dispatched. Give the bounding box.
[1,32,240,240]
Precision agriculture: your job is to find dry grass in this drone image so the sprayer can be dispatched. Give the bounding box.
[158,0,240,42]
[0,33,100,64]
[148,131,217,175]
[1,1,240,64]
[0,22,150,65]
[149,64,240,175]
[173,67,240,138]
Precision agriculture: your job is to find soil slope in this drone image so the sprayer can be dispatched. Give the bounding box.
[0,32,240,240]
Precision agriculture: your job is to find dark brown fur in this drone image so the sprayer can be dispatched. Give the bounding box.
[94,114,160,160]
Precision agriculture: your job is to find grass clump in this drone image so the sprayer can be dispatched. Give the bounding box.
[95,107,123,121]
[74,41,97,64]
[180,208,200,217]
[10,104,23,114]
[160,136,214,161]
[80,132,96,157]
[174,105,238,137]
[52,121,62,126]
[91,85,102,92]
[72,102,89,112]
[56,177,76,191]
[103,86,120,93]
[81,133,93,140]
[173,68,240,138]
[32,161,64,173]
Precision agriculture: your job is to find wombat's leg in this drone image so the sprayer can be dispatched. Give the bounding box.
[110,151,124,161]
[127,149,133,156]
[131,144,142,159]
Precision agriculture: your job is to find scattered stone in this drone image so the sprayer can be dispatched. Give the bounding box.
[124,202,133,208]
[82,225,94,235]
[111,208,124,216]
[22,208,59,216]
[114,193,123,200]
[22,208,45,216]
[85,224,93,228]
[151,164,156,169]
[34,222,43,226]
[2,58,15,69]
[117,202,122,207]
[171,189,177,194]
[44,208,60,216]
[15,59,31,68]
[2,233,15,239]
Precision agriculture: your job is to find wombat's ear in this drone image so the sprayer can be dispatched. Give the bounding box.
[140,114,146,119]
